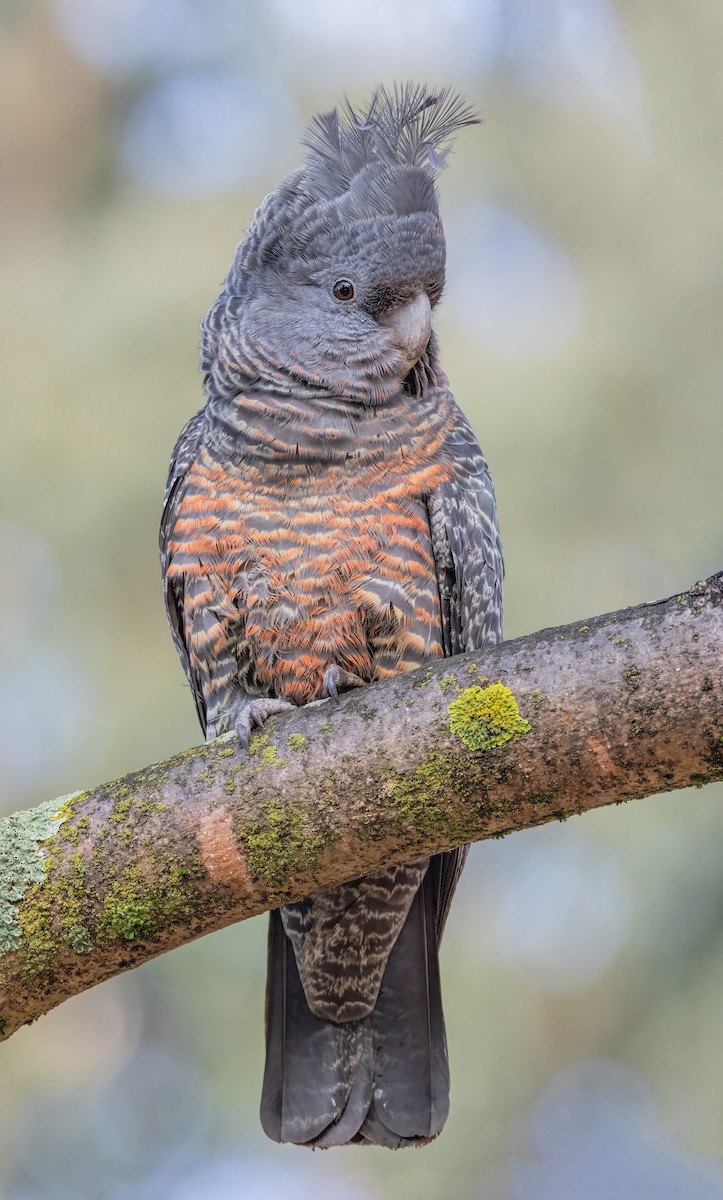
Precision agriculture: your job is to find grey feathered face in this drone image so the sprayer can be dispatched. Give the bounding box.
[237,169,446,400]
[202,85,479,404]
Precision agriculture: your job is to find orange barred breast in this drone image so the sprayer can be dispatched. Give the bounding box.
[167,430,453,707]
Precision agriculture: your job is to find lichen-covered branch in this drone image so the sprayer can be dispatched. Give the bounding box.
[1,574,722,1041]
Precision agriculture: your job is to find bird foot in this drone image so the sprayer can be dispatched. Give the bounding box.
[234,697,295,751]
[322,665,366,702]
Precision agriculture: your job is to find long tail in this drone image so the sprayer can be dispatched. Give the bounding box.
[260,861,450,1147]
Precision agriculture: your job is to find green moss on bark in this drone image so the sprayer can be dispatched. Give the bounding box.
[97,859,188,941]
[387,753,484,846]
[388,757,455,839]
[8,786,197,977]
[241,802,327,890]
[68,924,94,954]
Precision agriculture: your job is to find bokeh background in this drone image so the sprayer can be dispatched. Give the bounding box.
[1,2,722,1197]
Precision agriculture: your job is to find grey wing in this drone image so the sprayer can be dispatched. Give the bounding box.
[426,401,504,935]
[428,404,504,656]
[159,407,208,733]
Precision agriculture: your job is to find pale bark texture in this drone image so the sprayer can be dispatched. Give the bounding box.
[0,573,721,1041]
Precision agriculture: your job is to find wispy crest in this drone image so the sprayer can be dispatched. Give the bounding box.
[303,83,480,198]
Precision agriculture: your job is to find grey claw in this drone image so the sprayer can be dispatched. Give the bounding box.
[322,665,366,702]
[234,697,295,750]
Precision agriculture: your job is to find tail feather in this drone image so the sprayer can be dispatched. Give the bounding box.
[260,910,355,1143]
[312,1025,372,1148]
[260,861,450,1147]
[361,866,449,1143]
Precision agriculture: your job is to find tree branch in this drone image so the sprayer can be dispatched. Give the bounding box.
[1,574,721,1041]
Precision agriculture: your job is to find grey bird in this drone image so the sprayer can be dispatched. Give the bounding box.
[160,83,503,1147]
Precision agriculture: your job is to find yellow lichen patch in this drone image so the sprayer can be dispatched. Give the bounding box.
[247,732,285,768]
[248,732,269,756]
[448,682,531,752]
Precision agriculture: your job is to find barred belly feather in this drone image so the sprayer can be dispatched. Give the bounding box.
[165,383,456,724]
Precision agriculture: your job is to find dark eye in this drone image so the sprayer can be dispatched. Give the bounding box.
[333,279,354,301]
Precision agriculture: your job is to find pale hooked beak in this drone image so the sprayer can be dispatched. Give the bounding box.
[378,291,432,373]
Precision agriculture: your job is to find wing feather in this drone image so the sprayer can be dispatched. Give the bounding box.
[159,408,208,732]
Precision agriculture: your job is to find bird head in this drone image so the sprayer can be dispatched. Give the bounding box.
[202,84,479,405]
